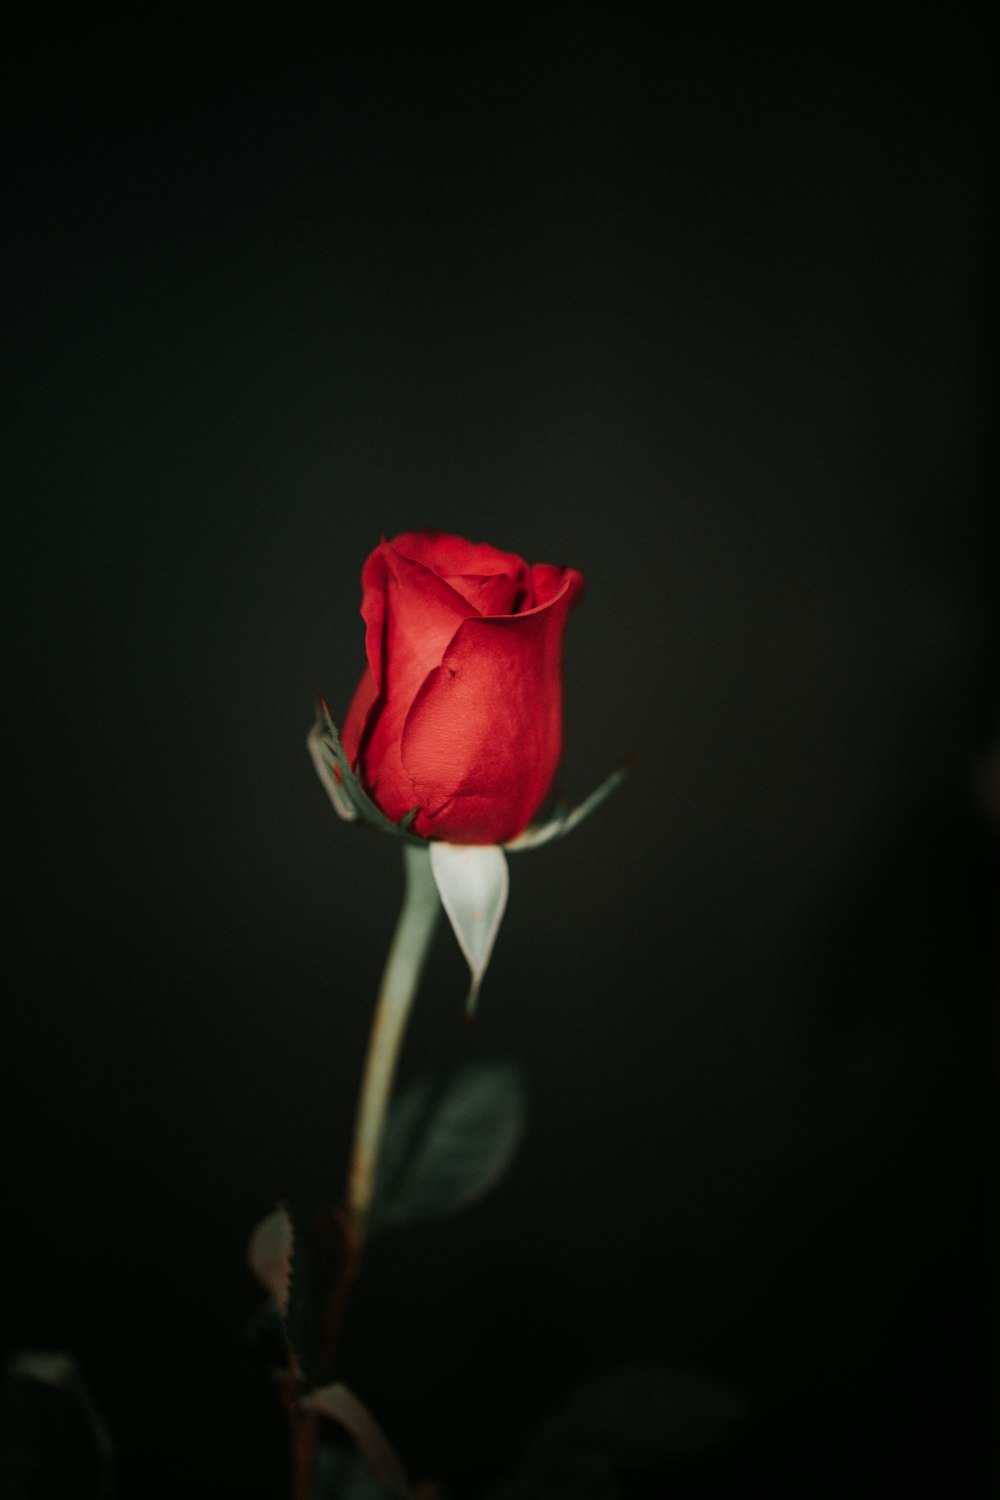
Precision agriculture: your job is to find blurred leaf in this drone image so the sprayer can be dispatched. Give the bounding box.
[372,1061,527,1232]
[311,1443,394,1500]
[285,1203,358,1388]
[305,1384,413,1499]
[247,1203,294,1316]
[482,1451,620,1500]
[525,1365,748,1467]
[0,1352,113,1500]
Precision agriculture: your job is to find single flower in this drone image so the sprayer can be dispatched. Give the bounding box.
[339,529,585,846]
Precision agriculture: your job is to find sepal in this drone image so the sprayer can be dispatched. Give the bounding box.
[308,700,422,841]
[310,699,632,856]
[505,756,636,851]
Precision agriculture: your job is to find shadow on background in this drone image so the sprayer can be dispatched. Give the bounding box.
[2,11,995,1498]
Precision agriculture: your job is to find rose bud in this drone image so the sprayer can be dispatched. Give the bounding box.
[339,530,585,846]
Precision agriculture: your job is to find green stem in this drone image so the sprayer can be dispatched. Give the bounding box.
[346,843,440,1251]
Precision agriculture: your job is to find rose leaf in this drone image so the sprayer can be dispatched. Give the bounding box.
[250,1202,357,1388]
[523,1364,749,1468]
[371,1060,527,1232]
[247,1203,294,1317]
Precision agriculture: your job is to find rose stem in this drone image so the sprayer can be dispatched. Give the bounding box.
[289,1400,318,1500]
[345,841,440,1252]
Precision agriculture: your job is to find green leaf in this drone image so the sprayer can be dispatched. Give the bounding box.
[372,1061,528,1231]
[247,1204,294,1316]
[525,1365,748,1467]
[1,1352,114,1500]
[311,1445,393,1500]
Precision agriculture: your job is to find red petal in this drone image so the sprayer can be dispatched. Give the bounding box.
[341,664,378,768]
[400,569,584,843]
[391,529,527,582]
[439,570,522,614]
[528,561,582,609]
[355,539,478,822]
[358,545,388,697]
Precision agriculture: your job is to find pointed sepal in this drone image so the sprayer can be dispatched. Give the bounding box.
[428,842,508,1012]
[505,755,636,851]
[308,700,422,840]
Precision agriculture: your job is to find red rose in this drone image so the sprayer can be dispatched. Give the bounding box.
[340,530,585,846]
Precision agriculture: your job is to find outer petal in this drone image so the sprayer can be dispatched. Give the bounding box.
[400,569,585,843]
[357,541,478,822]
[359,546,390,696]
[391,529,527,583]
[378,542,475,694]
[343,544,390,774]
[438,571,522,615]
[341,663,378,768]
[528,560,582,609]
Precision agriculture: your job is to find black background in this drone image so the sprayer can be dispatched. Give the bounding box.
[3,10,996,1497]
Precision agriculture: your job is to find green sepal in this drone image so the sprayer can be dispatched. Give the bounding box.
[310,698,632,853]
[308,700,424,844]
[505,756,636,851]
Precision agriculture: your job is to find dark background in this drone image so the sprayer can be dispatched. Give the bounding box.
[3,10,996,1497]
